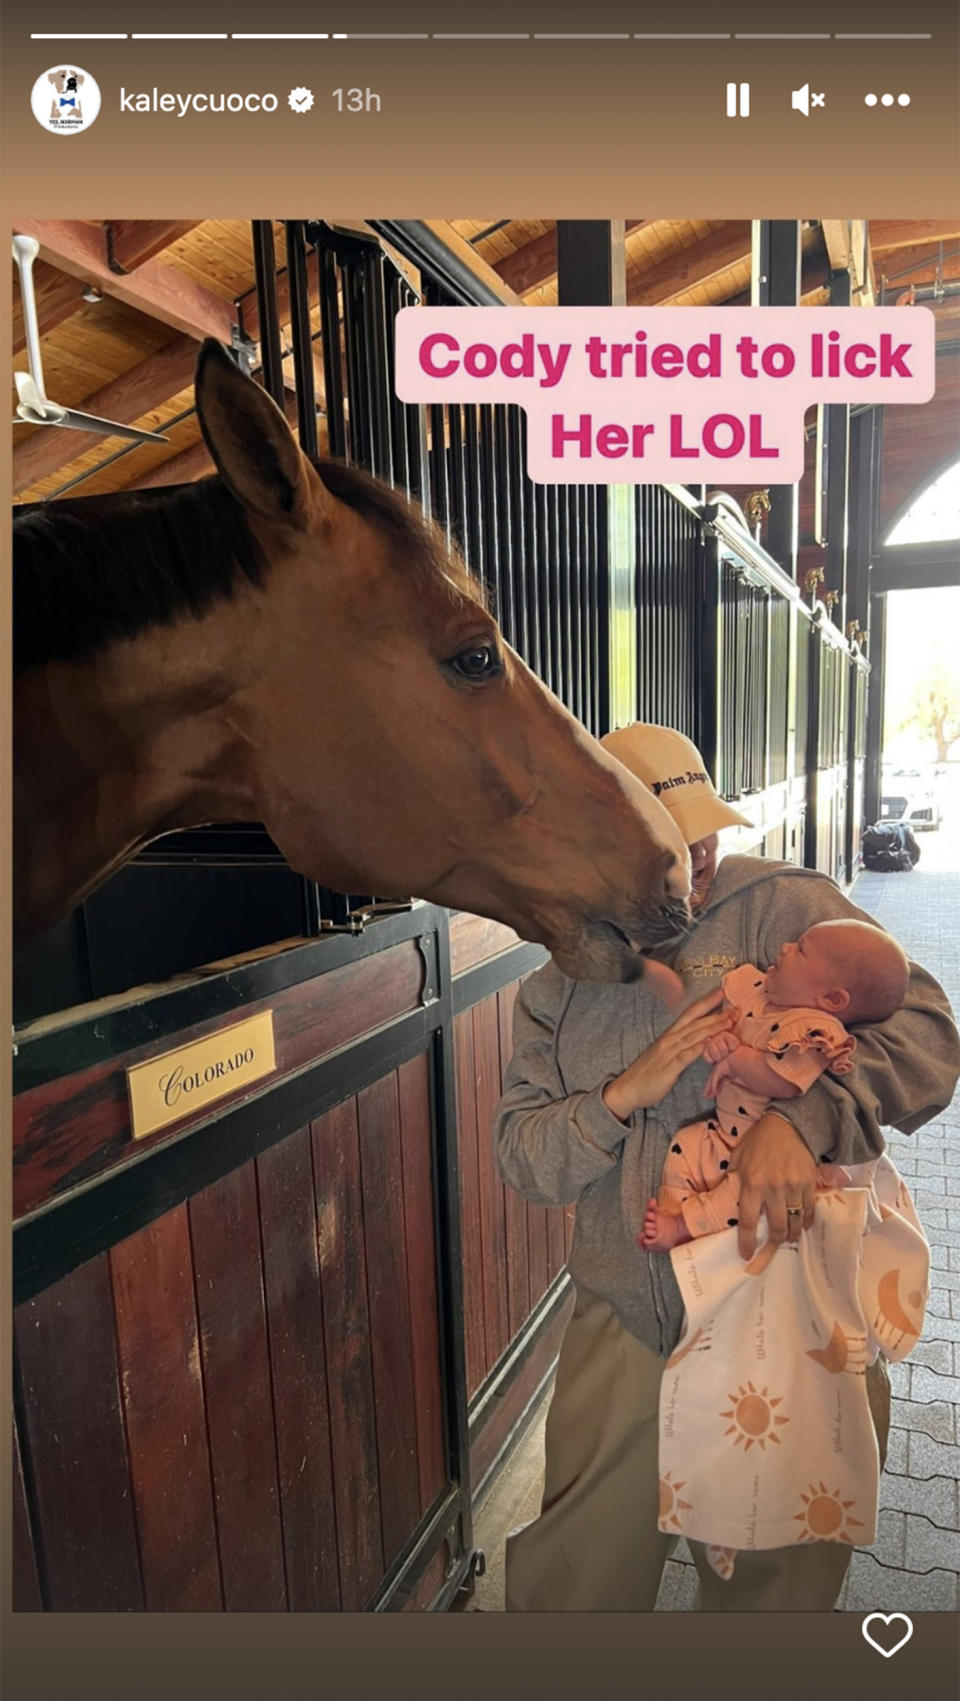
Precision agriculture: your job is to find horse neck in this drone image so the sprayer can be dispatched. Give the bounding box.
[13,643,257,950]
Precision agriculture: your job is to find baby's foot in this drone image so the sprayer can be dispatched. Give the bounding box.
[638,1198,691,1252]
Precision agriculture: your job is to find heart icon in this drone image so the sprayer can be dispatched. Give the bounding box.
[861,1613,914,1658]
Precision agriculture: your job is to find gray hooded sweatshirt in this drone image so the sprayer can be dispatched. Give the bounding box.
[494,855,959,1357]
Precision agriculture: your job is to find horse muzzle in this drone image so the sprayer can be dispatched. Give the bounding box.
[551,904,691,987]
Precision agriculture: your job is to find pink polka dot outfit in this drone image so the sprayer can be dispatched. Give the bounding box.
[657,964,856,1239]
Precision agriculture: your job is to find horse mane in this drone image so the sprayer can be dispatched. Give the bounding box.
[12,458,483,675]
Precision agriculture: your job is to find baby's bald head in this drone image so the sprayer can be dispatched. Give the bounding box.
[803,920,909,1023]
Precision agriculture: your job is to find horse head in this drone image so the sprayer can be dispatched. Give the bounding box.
[13,341,691,984]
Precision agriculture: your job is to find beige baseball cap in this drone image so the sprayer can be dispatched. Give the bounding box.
[600,723,752,844]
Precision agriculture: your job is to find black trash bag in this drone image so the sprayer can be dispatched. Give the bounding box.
[861,820,921,872]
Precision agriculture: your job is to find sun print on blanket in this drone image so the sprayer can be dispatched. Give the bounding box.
[659,1472,693,1530]
[806,1320,869,1375]
[793,1482,864,1543]
[720,1383,790,1450]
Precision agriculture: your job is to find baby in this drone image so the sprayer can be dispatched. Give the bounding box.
[639,919,910,1252]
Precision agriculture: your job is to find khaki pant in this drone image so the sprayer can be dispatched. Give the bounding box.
[505,1287,891,1611]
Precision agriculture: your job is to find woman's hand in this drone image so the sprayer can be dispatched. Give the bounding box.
[602,988,732,1122]
[728,1111,817,1257]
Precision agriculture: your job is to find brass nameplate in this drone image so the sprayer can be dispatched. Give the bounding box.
[127,1011,277,1141]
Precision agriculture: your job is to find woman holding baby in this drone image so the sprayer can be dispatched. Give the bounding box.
[495,722,958,1611]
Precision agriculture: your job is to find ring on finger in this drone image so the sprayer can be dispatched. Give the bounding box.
[786,1205,803,1218]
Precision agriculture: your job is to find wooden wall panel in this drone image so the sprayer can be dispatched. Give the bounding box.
[256,1126,340,1610]
[397,1052,447,1514]
[457,979,571,1404]
[312,1099,384,1609]
[14,937,425,1220]
[189,1166,286,1610]
[449,912,520,975]
[111,1207,221,1609]
[357,1074,421,1569]
[11,1414,43,1610]
[15,1254,144,1610]
[453,1011,487,1399]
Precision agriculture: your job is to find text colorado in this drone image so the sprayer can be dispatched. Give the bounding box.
[159,1047,256,1108]
[120,89,279,116]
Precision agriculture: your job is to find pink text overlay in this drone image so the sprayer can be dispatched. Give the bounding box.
[394,307,936,484]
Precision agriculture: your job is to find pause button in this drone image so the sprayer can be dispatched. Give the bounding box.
[726,81,751,117]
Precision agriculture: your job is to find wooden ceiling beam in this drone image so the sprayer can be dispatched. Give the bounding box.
[627,222,751,305]
[869,219,960,254]
[105,220,202,272]
[13,334,200,495]
[493,219,647,296]
[124,435,215,489]
[12,219,236,343]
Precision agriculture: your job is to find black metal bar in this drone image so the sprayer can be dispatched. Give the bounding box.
[753,220,801,579]
[507,408,529,661]
[429,405,450,544]
[555,223,626,736]
[369,220,507,306]
[699,532,722,787]
[315,240,347,460]
[370,1484,468,1611]
[492,408,514,646]
[870,540,960,593]
[825,268,853,631]
[478,407,500,620]
[283,220,319,458]
[463,405,483,577]
[556,220,627,308]
[251,220,286,408]
[429,908,475,1599]
[447,403,467,559]
[363,247,392,479]
[342,263,368,466]
[864,592,887,826]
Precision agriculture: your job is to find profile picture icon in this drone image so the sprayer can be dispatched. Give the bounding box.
[31,64,102,134]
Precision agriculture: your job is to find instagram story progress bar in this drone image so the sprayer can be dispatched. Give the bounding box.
[726,81,750,117]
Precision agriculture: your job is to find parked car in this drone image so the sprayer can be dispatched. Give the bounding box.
[880,767,943,831]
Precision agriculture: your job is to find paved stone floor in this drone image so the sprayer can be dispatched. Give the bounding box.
[465,824,960,1612]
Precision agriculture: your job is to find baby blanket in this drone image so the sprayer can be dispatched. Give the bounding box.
[657,1156,929,1570]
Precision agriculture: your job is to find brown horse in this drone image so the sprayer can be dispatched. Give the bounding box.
[13,340,691,984]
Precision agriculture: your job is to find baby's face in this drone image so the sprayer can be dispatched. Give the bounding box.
[765,928,842,1009]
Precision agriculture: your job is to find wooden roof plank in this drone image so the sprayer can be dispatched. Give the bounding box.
[628,222,751,305]
[105,221,202,272]
[870,219,960,253]
[12,220,236,343]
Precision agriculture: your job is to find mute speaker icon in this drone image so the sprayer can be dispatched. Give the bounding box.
[792,83,811,115]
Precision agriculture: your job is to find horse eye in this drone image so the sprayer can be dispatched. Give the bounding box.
[449,642,500,681]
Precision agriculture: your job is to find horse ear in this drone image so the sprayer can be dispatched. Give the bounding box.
[194,339,329,533]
